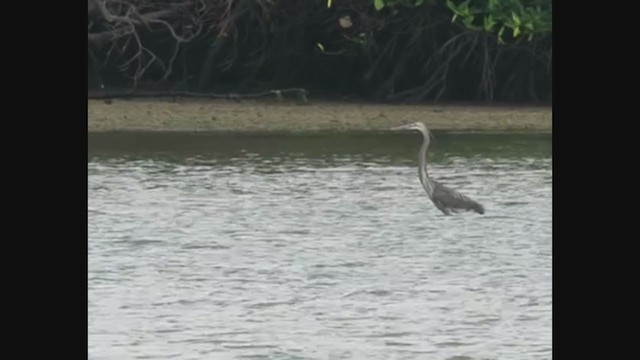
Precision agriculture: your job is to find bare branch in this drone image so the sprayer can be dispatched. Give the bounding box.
[146,18,193,43]
[161,43,181,81]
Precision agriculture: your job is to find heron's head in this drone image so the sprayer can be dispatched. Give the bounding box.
[391,122,433,138]
[391,122,427,132]
[391,122,434,141]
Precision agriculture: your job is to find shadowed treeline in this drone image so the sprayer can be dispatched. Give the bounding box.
[88,0,551,104]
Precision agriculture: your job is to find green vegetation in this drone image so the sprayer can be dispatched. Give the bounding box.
[88,0,551,103]
[445,0,551,42]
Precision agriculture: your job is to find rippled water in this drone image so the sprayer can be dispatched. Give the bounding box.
[88,131,552,359]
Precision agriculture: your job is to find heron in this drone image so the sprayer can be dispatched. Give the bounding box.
[392,122,485,215]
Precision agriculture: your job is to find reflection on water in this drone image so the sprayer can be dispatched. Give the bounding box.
[89,132,551,359]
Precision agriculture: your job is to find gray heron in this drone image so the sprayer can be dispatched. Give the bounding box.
[392,122,485,215]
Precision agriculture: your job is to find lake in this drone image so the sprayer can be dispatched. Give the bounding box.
[88,131,552,359]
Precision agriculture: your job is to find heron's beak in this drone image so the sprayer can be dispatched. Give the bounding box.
[391,124,412,130]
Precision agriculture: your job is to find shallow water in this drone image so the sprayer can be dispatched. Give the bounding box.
[88,131,551,359]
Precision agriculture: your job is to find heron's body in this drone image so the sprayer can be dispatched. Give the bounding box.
[393,122,485,215]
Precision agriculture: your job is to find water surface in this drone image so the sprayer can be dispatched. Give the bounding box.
[88,131,552,359]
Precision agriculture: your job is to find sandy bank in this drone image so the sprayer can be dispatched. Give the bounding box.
[88,99,551,132]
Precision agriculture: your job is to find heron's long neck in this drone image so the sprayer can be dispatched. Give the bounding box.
[418,131,435,197]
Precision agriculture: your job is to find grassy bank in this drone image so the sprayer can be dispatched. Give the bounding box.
[87,99,551,133]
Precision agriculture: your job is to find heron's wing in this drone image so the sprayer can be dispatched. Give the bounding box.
[432,183,484,213]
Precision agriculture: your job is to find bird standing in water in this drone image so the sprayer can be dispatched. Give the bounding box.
[392,122,485,215]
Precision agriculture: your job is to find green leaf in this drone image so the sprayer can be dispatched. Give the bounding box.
[512,12,521,26]
[446,0,460,14]
[463,15,475,28]
[527,33,534,41]
[498,25,505,38]
[452,13,458,23]
[415,0,424,6]
[460,0,471,14]
[513,26,521,37]
[374,0,385,11]
[488,0,497,11]
[461,7,470,17]
[484,15,495,32]
[317,43,325,52]
[327,0,332,8]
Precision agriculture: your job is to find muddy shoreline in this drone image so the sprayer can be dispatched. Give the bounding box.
[87,99,552,133]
